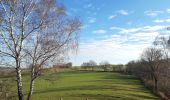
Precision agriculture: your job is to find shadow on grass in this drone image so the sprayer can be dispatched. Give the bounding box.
[31,72,159,100]
[103,73,137,80]
[34,85,108,94]
[32,84,158,100]
[128,93,158,99]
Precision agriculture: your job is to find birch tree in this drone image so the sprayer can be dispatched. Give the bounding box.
[25,15,80,100]
[0,0,81,100]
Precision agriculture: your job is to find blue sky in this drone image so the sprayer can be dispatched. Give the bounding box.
[59,0,170,66]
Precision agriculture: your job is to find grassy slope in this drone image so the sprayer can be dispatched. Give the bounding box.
[18,71,159,100]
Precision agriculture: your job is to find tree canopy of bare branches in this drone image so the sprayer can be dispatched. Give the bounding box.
[141,47,163,91]
[81,60,97,71]
[99,61,110,71]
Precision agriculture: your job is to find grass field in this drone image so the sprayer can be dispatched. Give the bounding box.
[3,71,159,100]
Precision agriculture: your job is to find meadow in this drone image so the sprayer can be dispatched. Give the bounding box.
[2,70,159,100]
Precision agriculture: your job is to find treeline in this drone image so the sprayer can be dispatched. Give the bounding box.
[80,60,125,72]
[126,36,170,99]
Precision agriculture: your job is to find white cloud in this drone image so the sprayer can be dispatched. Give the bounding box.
[110,25,165,33]
[167,8,170,13]
[153,19,164,23]
[144,10,163,17]
[108,15,116,20]
[127,21,132,26]
[110,26,123,30]
[143,25,165,31]
[92,29,107,34]
[70,25,168,66]
[110,26,141,33]
[121,28,141,33]
[153,19,170,23]
[133,32,159,37]
[88,18,96,23]
[80,25,89,29]
[117,10,129,15]
[70,32,153,65]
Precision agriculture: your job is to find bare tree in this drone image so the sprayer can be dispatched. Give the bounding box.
[88,60,97,71]
[81,62,89,70]
[141,47,163,91]
[25,17,80,100]
[0,0,81,100]
[81,60,97,71]
[99,61,110,71]
[154,36,170,68]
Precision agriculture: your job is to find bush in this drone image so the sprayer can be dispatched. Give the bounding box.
[0,79,14,100]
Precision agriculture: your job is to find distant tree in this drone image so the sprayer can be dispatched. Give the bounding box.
[126,60,137,74]
[66,62,72,67]
[141,47,163,91]
[88,60,97,71]
[53,62,73,69]
[81,62,89,70]
[100,61,110,71]
[112,64,124,72]
[81,60,97,71]
[126,60,147,78]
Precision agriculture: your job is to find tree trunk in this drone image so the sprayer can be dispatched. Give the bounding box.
[104,66,106,72]
[154,77,158,92]
[27,80,34,100]
[112,67,115,72]
[27,67,35,100]
[16,67,24,100]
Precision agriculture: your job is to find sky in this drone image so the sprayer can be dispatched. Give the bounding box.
[58,0,170,66]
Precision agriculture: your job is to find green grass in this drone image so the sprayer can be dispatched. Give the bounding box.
[4,71,159,100]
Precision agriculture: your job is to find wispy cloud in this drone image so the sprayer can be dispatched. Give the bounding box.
[143,25,165,31]
[108,15,116,20]
[117,10,129,15]
[153,19,170,23]
[166,8,170,13]
[120,28,141,33]
[84,3,93,8]
[133,32,159,37]
[144,10,163,17]
[92,29,107,34]
[110,25,165,33]
[88,17,96,23]
[110,26,124,30]
[80,25,89,29]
